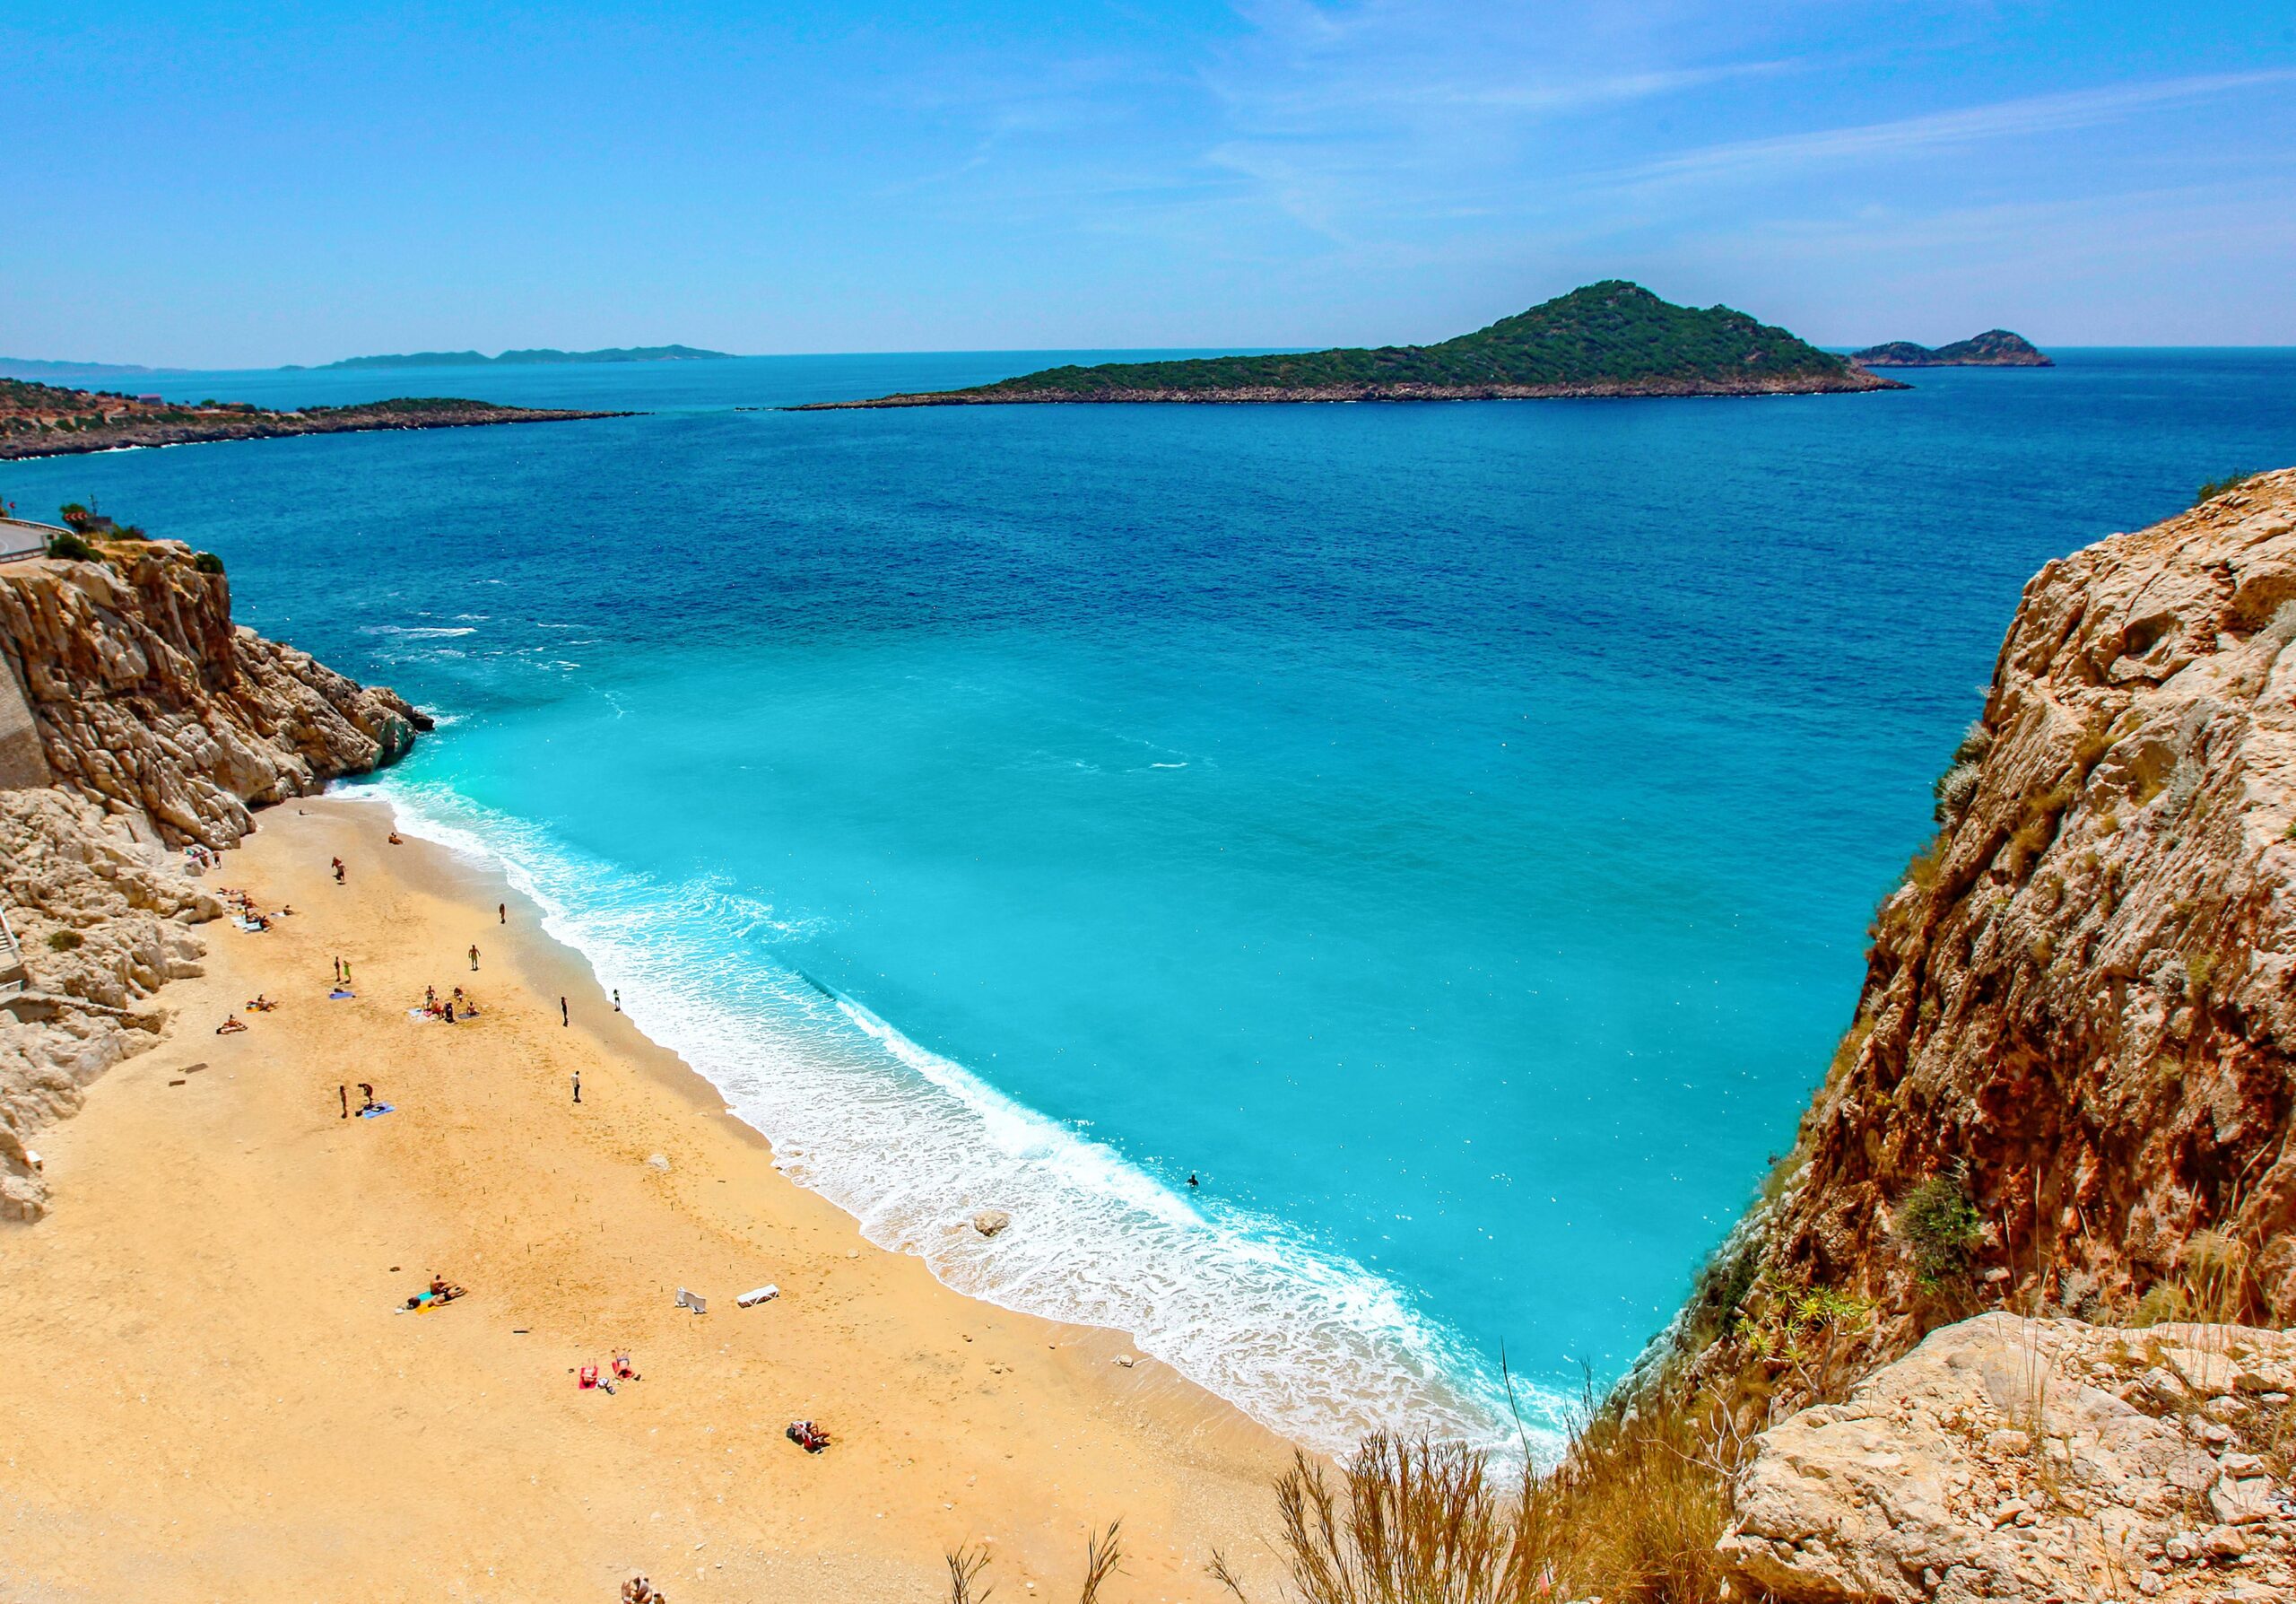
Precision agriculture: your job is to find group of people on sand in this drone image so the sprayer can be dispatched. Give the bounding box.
[415,983,481,1023]
[219,885,292,932]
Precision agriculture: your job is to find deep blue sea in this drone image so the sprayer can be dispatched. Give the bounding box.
[8,350,2292,1450]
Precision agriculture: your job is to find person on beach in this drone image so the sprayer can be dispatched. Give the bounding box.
[499,902,506,925]
[561,996,569,1027]
[215,1015,247,1034]
[387,830,403,845]
[571,1068,581,1104]
[357,1083,378,1113]
[332,857,344,884]
[338,1085,348,1119]
[613,989,621,1013]
[468,944,479,972]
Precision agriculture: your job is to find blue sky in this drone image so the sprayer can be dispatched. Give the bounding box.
[4,2,2292,362]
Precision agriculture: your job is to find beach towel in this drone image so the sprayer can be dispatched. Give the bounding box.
[328,989,355,1000]
[356,1103,395,1119]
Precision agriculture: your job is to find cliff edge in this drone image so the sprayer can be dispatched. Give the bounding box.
[1733,467,2296,1370]
[0,536,427,1218]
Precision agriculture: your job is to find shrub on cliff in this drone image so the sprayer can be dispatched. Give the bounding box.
[2196,470,2258,505]
[192,552,225,575]
[1893,1166,1986,1286]
[44,531,96,562]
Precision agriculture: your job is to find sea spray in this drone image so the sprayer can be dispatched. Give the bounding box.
[364,775,1545,1455]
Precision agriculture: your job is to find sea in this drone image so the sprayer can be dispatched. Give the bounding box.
[7,348,2292,1452]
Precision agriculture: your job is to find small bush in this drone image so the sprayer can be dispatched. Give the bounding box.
[46,929,83,952]
[2187,952,2219,1002]
[192,551,226,575]
[1894,1165,1987,1286]
[46,532,96,562]
[1902,832,1950,893]
[2196,471,2258,505]
[1933,761,1981,824]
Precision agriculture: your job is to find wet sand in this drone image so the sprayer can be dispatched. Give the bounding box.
[0,795,1297,1601]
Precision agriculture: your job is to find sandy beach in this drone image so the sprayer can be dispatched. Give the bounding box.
[0,795,1296,1602]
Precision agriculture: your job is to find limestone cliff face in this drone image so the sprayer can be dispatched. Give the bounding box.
[1761,467,2296,1350]
[0,541,429,847]
[0,538,428,1219]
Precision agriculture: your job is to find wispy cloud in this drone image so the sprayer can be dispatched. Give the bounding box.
[1613,69,2296,187]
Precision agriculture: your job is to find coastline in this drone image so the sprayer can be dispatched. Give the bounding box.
[790,371,1906,409]
[0,793,1295,1600]
[0,398,631,462]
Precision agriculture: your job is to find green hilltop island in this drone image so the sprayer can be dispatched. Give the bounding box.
[796,282,1907,408]
[1851,328,2053,367]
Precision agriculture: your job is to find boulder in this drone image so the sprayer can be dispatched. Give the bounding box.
[1719,1313,2296,1603]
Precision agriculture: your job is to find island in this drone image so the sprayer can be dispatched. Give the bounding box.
[0,379,629,461]
[314,344,733,370]
[1850,329,2052,366]
[793,282,1907,408]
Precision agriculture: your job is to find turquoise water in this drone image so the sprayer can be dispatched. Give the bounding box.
[10,351,2292,1449]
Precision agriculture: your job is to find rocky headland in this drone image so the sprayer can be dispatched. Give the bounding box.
[0,535,425,1219]
[1642,467,2296,1602]
[0,378,626,460]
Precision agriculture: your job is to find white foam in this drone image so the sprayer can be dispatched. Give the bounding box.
[358,777,1558,1455]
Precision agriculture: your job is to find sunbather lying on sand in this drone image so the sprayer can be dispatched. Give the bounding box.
[245,995,276,1011]
[214,1016,248,1034]
[404,1277,467,1311]
[785,1420,831,1453]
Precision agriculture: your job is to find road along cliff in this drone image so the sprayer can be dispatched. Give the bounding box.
[0,536,427,1219]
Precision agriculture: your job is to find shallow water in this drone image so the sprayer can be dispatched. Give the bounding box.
[10,349,2292,1448]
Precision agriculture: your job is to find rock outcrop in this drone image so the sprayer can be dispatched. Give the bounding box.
[1721,1313,2296,1603]
[1745,467,2296,1367]
[0,536,426,1218]
[0,540,428,847]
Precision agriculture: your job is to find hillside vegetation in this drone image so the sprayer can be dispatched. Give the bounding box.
[803,282,1902,406]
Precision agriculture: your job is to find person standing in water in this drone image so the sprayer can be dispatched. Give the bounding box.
[613,989,621,1013]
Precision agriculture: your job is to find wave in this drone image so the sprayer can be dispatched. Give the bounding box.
[352,776,1556,1456]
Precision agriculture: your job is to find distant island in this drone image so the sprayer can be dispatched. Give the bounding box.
[0,379,628,461]
[1850,330,2052,367]
[0,356,186,380]
[795,283,1905,408]
[313,344,734,370]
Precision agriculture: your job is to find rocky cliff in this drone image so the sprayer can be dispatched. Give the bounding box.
[0,540,427,847]
[0,536,426,1218]
[1733,466,2296,1376]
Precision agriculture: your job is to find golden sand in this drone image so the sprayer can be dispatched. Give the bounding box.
[0,797,1295,1601]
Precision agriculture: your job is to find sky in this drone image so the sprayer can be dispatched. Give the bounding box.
[4,2,2292,364]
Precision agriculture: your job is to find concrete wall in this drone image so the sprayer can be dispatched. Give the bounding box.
[0,656,52,789]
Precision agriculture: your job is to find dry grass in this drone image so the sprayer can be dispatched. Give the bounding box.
[1208,1399,1743,1604]
[946,1521,1123,1604]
